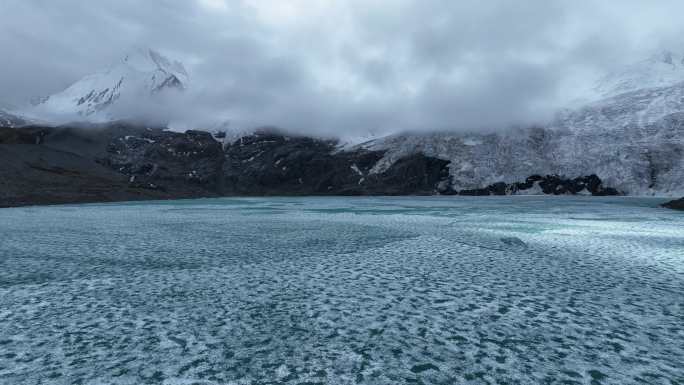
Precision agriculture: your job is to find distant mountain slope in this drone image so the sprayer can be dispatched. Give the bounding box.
[2,122,623,207]
[595,50,684,98]
[1,124,467,207]
[3,49,683,197]
[27,48,187,123]
[362,54,684,196]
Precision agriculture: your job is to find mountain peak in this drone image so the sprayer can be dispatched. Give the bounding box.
[122,47,189,84]
[26,48,188,123]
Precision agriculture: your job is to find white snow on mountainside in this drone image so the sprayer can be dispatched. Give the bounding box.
[595,50,684,98]
[4,48,683,196]
[363,52,684,196]
[27,48,188,123]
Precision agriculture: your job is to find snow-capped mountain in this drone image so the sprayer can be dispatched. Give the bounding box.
[595,50,684,98]
[4,48,683,196]
[363,52,684,196]
[27,48,188,123]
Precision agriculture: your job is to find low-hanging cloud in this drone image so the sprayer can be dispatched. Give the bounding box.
[1,0,683,138]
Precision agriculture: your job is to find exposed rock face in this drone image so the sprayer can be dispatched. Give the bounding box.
[0,123,221,207]
[0,125,455,207]
[458,174,620,196]
[373,154,451,195]
[223,132,451,195]
[0,123,633,207]
[102,129,224,193]
[662,197,684,210]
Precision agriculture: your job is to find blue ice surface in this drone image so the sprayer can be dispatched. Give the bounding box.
[0,196,682,384]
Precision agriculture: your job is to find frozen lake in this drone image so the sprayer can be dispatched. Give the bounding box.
[0,197,682,384]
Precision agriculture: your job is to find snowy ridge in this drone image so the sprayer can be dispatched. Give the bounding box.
[595,50,684,98]
[363,80,684,196]
[4,48,684,196]
[27,48,187,123]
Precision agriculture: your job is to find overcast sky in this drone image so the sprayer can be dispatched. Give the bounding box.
[1,0,683,136]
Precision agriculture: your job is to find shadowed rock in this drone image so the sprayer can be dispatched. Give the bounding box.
[0,123,221,207]
[662,197,684,210]
[223,130,452,196]
[0,125,454,207]
[458,174,621,196]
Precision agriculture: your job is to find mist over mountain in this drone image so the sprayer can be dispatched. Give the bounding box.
[3,45,684,198]
[3,6,684,385]
[22,48,189,125]
[2,1,684,200]
[3,0,684,137]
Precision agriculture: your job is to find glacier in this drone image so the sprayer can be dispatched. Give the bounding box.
[594,50,684,98]
[3,48,684,196]
[362,56,684,196]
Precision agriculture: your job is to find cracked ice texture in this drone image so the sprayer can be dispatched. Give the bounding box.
[0,197,682,384]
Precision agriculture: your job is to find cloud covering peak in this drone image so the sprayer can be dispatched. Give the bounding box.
[2,0,684,137]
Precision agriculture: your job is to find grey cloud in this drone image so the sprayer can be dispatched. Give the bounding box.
[1,0,683,138]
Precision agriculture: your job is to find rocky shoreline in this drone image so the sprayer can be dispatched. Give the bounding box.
[662,198,684,210]
[0,122,651,208]
[455,174,620,197]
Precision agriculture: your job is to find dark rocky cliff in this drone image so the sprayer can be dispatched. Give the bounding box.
[0,123,219,207]
[101,129,225,193]
[1,123,623,207]
[458,174,620,196]
[0,124,454,206]
[223,132,450,196]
